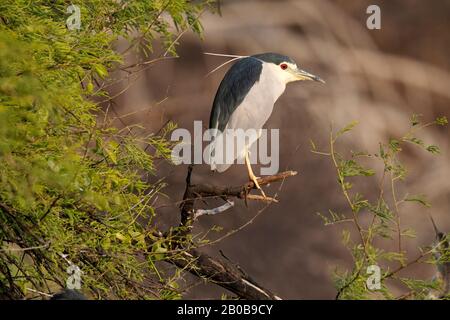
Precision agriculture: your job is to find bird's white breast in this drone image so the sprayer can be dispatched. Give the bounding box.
[226,62,286,131]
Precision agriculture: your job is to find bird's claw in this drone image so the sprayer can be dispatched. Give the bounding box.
[249,174,267,199]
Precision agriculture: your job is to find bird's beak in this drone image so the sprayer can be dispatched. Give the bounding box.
[293,68,325,84]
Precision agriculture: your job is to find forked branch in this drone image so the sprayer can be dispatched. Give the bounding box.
[164,165,297,300]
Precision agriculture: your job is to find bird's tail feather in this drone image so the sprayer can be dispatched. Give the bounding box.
[208,129,249,173]
[213,162,233,173]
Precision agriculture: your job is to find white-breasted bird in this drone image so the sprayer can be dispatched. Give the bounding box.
[208,52,324,197]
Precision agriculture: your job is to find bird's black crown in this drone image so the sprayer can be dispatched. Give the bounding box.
[251,52,295,65]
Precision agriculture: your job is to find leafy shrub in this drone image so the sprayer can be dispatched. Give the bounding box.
[0,0,212,299]
[313,115,449,299]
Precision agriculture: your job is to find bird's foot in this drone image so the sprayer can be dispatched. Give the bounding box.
[248,173,267,199]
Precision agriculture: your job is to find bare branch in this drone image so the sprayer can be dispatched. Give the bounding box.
[169,249,282,300]
[193,200,234,219]
[161,166,298,300]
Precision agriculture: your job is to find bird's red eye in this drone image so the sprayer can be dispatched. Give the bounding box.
[280,63,288,70]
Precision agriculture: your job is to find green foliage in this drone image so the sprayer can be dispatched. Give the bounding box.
[0,0,213,299]
[313,117,449,300]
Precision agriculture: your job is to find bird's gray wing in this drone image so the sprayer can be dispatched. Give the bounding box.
[209,57,263,132]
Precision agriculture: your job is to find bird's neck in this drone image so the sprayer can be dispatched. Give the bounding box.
[261,63,287,101]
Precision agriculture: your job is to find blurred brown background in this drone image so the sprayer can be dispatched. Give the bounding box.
[111,0,450,299]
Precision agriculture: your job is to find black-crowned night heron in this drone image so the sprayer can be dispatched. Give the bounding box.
[208,52,324,197]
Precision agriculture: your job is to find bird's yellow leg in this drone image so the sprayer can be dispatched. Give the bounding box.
[245,150,266,199]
